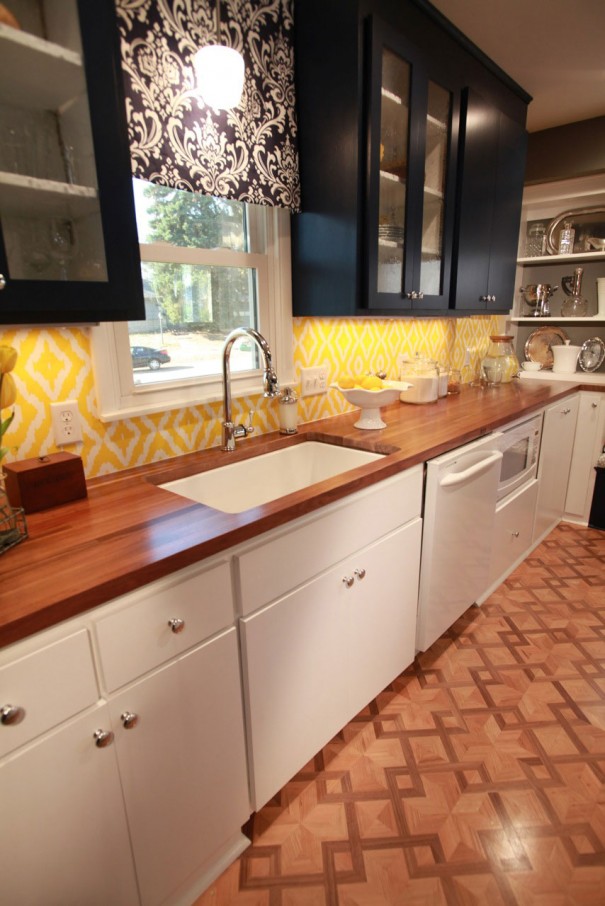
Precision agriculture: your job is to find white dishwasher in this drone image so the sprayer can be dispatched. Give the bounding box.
[416,433,503,652]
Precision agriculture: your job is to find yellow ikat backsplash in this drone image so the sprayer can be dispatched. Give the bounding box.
[0,315,502,478]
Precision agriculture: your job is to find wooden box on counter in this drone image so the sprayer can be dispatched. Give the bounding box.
[3,453,87,513]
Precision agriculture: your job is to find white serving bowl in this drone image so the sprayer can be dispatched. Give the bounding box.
[332,382,411,429]
[521,361,542,371]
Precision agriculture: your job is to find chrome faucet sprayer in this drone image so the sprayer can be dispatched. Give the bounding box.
[221,327,279,451]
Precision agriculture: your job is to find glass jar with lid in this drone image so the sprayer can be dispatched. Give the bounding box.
[399,354,439,403]
[481,336,519,385]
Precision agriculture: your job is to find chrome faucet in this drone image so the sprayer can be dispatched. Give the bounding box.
[221,327,279,451]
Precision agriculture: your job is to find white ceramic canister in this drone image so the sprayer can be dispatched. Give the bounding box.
[399,355,438,404]
[551,342,581,374]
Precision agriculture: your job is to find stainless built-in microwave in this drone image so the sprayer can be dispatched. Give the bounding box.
[496,413,543,502]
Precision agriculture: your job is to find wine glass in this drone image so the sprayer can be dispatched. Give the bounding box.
[48,218,77,280]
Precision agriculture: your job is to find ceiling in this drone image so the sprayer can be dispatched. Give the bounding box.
[430,0,605,133]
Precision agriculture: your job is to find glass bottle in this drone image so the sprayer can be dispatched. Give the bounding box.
[560,266,589,317]
[558,221,575,255]
[481,336,519,385]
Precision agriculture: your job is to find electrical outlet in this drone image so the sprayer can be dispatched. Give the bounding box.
[300,365,329,397]
[51,400,83,446]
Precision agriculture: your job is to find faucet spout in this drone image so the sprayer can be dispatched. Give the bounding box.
[222,327,279,452]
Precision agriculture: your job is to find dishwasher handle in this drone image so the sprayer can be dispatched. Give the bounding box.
[439,450,503,488]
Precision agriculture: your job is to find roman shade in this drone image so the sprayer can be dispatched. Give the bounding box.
[115,0,301,211]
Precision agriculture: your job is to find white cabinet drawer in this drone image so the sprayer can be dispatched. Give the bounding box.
[489,479,539,590]
[0,630,98,757]
[238,465,422,616]
[94,560,234,692]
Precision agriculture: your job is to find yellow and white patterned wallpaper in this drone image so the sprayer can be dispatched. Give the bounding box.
[0,315,501,478]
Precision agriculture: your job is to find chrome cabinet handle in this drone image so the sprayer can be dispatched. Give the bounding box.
[511,530,520,538]
[93,729,114,748]
[121,711,139,730]
[406,290,423,300]
[354,568,366,580]
[0,274,6,291]
[562,408,571,415]
[168,618,185,634]
[1,704,25,725]
[342,576,354,588]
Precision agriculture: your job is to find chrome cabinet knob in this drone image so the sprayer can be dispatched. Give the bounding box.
[562,408,571,415]
[592,402,598,408]
[120,711,139,730]
[342,576,355,588]
[511,530,520,538]
[168,618,185,634]
[93,729,114,748]
[1,704,25,725]
[0,274,6,291]
[354,568,366,580]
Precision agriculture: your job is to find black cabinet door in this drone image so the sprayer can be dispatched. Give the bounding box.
[364,16,459,314]
[0,0,144,324]
[452,89,527,313]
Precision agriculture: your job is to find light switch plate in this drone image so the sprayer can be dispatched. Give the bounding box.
[300,365,329,397]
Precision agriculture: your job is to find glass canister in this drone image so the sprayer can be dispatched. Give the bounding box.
[399,355,439,404]
[481,336,519,385]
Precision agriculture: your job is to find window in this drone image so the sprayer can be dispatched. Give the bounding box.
[91,180,293,420]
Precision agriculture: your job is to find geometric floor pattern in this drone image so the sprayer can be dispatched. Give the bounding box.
[195,522,605,905]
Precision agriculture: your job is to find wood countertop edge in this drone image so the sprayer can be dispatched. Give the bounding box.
[1,379,599,648]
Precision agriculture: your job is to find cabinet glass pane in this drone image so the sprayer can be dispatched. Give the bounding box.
[419,81,450,296]
[0,0,108,283]
[377,49,410,295]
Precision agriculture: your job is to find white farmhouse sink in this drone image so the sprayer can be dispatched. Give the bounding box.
[160,441,384,513]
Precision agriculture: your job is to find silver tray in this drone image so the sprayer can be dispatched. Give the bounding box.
[578,337,605,372]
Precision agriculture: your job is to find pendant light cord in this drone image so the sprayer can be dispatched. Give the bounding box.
[216,0,221,45]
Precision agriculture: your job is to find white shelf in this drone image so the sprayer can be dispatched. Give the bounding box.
[0,23,85,111]
[0,172,98,218]
[511,316,605,324]
[518,250,605,265]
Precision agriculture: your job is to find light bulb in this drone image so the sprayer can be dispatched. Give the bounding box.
[194,45,244,110]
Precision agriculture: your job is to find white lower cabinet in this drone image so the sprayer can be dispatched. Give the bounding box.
[533,394,580,542]
[0,466,425,902]
[564,392,605,525]
[0,558,250,906]
[107,628,250,906]
[0,705,139,906]
[488,478,539,591]
[240,518,422,811]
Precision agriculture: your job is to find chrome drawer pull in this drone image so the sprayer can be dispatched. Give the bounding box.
[342,576,354,588]
[354,568,366,580]
[1,704,25,725]
[121,712,139,730]
[168,618,185,634]
[93,729,114,748]
[511,530,520,538]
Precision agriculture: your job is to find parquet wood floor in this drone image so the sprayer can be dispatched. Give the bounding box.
[196,522,605,905]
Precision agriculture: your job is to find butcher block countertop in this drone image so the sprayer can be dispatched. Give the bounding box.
[1,378,600,648]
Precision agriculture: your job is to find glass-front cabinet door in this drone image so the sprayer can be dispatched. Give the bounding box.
[0,0,144,323]
[365,17,459,312]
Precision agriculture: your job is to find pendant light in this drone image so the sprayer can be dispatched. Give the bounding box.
[194,0,244,110]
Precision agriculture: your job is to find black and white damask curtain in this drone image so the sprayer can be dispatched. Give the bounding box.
[115,0,301,211]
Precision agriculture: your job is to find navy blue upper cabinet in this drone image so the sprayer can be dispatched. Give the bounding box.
[291,0,529,318]
[450,89,528,313]
[364,16,459,313]
[0,0,144,324]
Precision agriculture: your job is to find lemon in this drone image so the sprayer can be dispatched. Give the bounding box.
[338,376,355,389]
[360,374,383,391]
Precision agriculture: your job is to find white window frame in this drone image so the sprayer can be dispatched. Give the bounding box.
[90,205,294,421]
